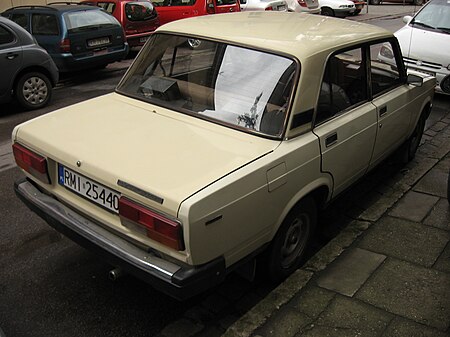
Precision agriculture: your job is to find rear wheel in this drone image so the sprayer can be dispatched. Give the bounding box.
[267,197,316,282]
[370,0,381,4]
[321,7,335,16]
[15,72,52,110]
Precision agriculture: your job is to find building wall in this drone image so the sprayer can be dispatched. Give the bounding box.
[0,0,80,13]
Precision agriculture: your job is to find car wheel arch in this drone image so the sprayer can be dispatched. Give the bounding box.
[13,65,57,92]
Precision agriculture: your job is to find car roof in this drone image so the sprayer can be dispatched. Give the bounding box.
[4,4,100,14]
[157,12,393,60]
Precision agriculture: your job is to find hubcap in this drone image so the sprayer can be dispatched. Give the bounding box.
[22,77,48,105]
[280,214,309,268]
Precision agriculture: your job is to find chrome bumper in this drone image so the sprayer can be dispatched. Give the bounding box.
[15,179,225,300]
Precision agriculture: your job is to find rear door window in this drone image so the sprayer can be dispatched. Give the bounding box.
[64,9,118,32]
[125,2,155,20]
[0,25,15,45]
[10,13,29,30]
[32,14,59,35]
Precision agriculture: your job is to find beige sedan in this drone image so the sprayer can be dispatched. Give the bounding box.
[13,12,435,300]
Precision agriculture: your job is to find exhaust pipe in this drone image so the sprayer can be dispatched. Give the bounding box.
[108,268,123,281]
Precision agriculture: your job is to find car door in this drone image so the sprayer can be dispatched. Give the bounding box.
[313,46,378,196]
[0,22,23,100]
[368,40,412,168]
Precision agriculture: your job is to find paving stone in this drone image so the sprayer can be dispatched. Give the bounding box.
[434,241,450,273]
[356,258,450,331]
[253,306,311,337]
[382,317,449,337]
[430,121,447,132]
[316,248,386,297]
[414,167,449,198]
[290,286,335,319]
[312,295,393,337]
[424,129,437,137]
[202,293,232,314]
[299,325,373,337]
[159,318,204,337]
[423,199,450,231]
[358,216,449,267]
[389,191,439,222]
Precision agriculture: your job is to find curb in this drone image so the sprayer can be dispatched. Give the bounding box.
[223,116,450,337]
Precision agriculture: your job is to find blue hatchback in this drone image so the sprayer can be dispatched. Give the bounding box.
[3,4,129,72]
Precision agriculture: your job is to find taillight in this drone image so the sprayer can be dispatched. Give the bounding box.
[12,143,50,184]
[60,38,71,53]
[297,0,307,7]
[119,197,185,251]
[265,6,273,10]
[206,0,215,14]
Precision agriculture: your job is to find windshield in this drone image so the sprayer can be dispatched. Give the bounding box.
[64,9,119,32]
[412,0,450,33]
[116,34,296,137]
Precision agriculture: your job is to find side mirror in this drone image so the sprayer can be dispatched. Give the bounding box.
[403,15,413,24]
[407,74,423,87]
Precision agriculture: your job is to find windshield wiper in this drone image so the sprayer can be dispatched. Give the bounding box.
[436,27,450,34]
[412,21,436,30]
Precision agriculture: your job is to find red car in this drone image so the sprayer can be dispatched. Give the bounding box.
[82,0,160,47]
[152,0,240,26]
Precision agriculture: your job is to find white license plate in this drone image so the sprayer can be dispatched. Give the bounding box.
[58,164,120,213]
[88,37,110,47]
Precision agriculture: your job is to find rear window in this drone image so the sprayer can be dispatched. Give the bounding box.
[32,14,59,35]
[64,9,119,32]
[216,0,237,5]
[125,2,155,21]
[117,34,296,138]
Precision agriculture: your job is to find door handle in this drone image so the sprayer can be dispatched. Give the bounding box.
[6,53,18,60]
[325,132,338,147]
[379,105,387,116]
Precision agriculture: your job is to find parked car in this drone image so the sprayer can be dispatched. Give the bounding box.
[370,0,424,5]
[319,0,355,16]
[350,0,364,15]
[284,0,320,13]
[394,0,450,94]
[80,0,160,47]
[240,0,288,11]
[151,0,240,26]
[12,12,435,300]
[0,16,58,110]
[2,4,129,72]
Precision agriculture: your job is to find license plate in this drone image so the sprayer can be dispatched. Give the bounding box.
[277,5,286,10]
[88,37,110,47]
[58,164,120,213]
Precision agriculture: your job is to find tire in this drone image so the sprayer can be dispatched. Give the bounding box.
[353,9,361,15]
[370,0,381,4]
[15,72,52,110]
[404,113,426,162]
[321,7,334,16]
[267,197,316,283]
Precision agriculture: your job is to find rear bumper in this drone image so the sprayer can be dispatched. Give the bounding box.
[14,179,226,300]
[52,43,129,72]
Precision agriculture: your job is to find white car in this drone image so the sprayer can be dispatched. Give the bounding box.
[285,0,320,14]
[239,0,288,11]
[319,0,355,17]
[13,12,434,300]
[394,0,450,94]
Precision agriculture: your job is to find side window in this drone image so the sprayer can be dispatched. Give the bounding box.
[0,25,15,45]
[316,47,366,125]
[98,2,116,14]
[370,41,401,97]
[32,14,59,36]
[11,13,29,30]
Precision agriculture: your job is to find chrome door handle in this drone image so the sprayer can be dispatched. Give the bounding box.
[6,53,18,60]
[325,132,338,147]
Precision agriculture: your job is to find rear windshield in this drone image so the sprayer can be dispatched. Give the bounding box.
[117,34,296,138]
[152,0,197,6]
[125,2,155,21]
[64,9,119,32]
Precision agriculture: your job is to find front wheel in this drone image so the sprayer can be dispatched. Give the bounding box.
[321,7,335,16]
[267,197,316,282]
[15,72,52,110]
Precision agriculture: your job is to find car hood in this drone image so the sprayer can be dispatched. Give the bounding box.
[395,25,450,67]
[14,93,279,216]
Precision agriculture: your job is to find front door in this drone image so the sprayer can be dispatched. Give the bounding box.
[0,22,23,100]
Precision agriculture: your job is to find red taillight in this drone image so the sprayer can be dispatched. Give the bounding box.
[265,6,274,10]
[12,143,50,184]
[60,38,71,53]
[206,0,215,14]
[119,197,184,251]
[297,0,307,7]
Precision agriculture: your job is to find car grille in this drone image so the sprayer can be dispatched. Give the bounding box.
[404,56,443,70]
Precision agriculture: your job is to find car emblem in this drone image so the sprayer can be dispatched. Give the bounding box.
[76,160,82,167]
[416,60,423,66]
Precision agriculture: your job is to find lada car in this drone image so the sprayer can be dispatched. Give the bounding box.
[12,12,435,300]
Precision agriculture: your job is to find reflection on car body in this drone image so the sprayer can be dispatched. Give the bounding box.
[12,12,435,300]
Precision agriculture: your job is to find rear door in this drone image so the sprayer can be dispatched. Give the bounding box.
[30,12,61,55]
[121,1,159,40]
[313,46,378,196]
[0,22,23,99]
